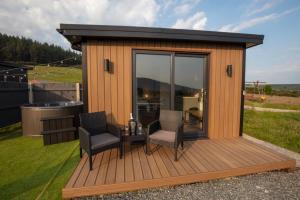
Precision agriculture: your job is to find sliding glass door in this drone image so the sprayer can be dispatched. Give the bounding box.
[174,54,206,138]
[135,53,171,127]
[134,50,207,138]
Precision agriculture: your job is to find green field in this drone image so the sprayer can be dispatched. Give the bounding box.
[244,110,300,153]
[0,124,80,200]
[28,66,82,83]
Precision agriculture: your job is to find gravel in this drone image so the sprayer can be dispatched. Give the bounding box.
[79,170,300,200]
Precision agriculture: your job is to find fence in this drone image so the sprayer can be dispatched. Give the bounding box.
[0,82,29,127]
[30,83,81,103]
[0,82,82,128]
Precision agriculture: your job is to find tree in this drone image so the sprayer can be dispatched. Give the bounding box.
[264,85,272,95]
[0,33,81,66]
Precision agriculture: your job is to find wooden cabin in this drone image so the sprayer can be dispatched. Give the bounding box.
[57,24,296,199]
[58,24,264,140]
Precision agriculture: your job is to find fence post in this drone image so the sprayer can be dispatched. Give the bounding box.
[28,82,33,104]
[76,82,80,102]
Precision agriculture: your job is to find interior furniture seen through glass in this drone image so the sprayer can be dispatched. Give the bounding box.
[174,55,205,138]
[135,51,206,139]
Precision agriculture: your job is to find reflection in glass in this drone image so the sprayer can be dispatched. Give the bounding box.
[136,53,171,126]
[174,55,204,138]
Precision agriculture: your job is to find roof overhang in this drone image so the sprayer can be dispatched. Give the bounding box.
[57,24,264,51]
[0,62,33,70]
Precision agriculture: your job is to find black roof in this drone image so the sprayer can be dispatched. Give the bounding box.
[57,24,264,51]
[0,62,33,70]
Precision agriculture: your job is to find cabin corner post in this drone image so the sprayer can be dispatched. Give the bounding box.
[81,42,88,113]
[239,47,246,136]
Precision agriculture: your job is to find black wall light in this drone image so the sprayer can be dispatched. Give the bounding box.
[104,59,110,72]
[226,65,233,77]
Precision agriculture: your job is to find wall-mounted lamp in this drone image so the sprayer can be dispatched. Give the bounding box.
[226,65,233,77]
[104,59,110,72]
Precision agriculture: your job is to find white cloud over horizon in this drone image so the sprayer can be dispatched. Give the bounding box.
[0,0,207,49]
[0,0,160,49]
[174,3,193,16]
[246,0,281,16]
[219,6,300,32]
[172,12,207,30]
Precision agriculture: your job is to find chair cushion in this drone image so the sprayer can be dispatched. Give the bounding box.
[91,133,120,150]
[149,130,175,143]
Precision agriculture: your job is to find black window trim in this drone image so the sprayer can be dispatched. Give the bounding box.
[132,49,209,138]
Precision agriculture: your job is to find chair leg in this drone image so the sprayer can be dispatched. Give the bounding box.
[89,154,93,170]
[146,143,151,155]
[119,143,123,159]
[174,147,178,161]
[181,141,184,150]
[79,147,82,158]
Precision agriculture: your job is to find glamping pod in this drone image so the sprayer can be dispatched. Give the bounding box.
[58,24,264,139]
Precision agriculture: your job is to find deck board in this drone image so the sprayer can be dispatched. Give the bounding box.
[146,151,162,179]
[138,147,153,180]
[225,139,268,164]
[152,149,170,177]
[85,154,102,186]
[115,150,125,183]
[95,150,111,185]
[207,140,245,168]
[124,148,134,182]
[63,138,296,199]
[105,149,118,184]
[158,147,179,176]
[132,147,143,181]
[213,140,255,166]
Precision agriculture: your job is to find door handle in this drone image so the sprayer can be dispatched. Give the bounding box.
[202,89,207,97]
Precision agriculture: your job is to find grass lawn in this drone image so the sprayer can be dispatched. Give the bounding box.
[0,123,80,200]
[244,110,300,153]
[28,65,82,83]
[245,100,300,110]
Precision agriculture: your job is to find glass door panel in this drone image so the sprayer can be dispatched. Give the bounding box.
[135,53,171,127]
[174,55,205,138]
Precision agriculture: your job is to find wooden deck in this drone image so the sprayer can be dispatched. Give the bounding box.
[63,138,296,199]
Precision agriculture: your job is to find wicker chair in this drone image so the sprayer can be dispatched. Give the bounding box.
[146,110,184,161]
[79,111,123,170]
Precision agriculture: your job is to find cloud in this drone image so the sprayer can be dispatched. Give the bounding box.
[246,0,281,16]
[219,14,277,32]
[172,12,207,29]
[174,3,192,15]
[161,0,175,11]
[0,0,160,48]
[219,6,300,32]
[173,0,201,16]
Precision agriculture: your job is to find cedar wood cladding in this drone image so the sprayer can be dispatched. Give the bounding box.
[84,40,243,139]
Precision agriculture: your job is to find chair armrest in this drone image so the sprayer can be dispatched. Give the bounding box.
[175,121,184,145]
[147,120,161,136]
[107,123,121,138]
[79,127,91,153]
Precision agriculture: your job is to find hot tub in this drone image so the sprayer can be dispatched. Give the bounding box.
[21,101,83,136]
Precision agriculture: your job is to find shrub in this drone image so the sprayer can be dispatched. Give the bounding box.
[264,85,272,95]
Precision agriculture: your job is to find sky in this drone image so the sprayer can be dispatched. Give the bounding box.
[0,0,299,84]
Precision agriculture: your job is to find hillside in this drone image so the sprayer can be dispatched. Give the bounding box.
[0,33,81,65]
[28,66,82,83]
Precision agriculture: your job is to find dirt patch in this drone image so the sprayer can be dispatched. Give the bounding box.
[246,94,300,105]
